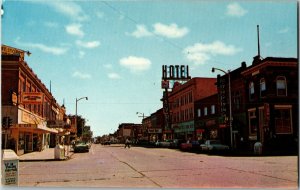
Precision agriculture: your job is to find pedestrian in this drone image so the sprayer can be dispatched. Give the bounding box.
[124,138,130,148]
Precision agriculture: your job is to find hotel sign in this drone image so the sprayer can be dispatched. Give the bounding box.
[162,65,191,80]
[21,92,43,104]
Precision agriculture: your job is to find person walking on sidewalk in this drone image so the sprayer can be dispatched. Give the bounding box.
[124,138,131,148]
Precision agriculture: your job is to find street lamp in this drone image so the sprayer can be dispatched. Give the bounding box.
[212,67,233,149]
[75,97,88,138]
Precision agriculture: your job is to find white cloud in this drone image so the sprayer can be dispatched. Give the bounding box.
[76,40,100,48]
[34,1,88,22]
[119,56,151,73]
[153,23,189,38]
[226,3,247,17]
[72,71,91,79]
[65,23,84,37]
[15,38,68,55]
[108,73,121,79]
[183,41,242,65]
[130,25,153,38]
[278,27,289,34]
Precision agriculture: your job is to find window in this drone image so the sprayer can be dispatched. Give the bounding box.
[276,76,287,96]
[274,105,292,134]
[233,91,241,110]
[260,78,266,97]
[197,109,201,117]
[204,107,208,116]
[249,82,255,100]
[248,109,257,140]
[211,105,215,114]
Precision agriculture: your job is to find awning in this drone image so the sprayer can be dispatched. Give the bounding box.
[13,124,58,134]
[37,124,58,134]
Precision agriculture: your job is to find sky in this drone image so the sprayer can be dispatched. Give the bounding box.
[1,0,297,137]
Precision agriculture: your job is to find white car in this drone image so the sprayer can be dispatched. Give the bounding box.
[200,140,229,153]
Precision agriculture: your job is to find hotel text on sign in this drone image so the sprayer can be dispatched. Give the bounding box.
[162,65,191,80]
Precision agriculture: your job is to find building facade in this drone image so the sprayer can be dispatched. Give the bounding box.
[1,45,68,155]
[168,78,217,141]
[241,57,298,153]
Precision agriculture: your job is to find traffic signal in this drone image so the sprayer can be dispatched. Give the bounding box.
[2,117,8,128]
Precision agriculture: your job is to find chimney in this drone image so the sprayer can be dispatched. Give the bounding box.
[253,25,262,65]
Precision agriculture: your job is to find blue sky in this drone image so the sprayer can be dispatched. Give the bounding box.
[2,0,297,136]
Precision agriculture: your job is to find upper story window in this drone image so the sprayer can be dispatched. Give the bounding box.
[204,107,208,116]
[197,109,201,117]
[276,76,287,96]
[233,91,241,110]
[211,105,215,114]
[260,78,266,98]
[249,82,255,100]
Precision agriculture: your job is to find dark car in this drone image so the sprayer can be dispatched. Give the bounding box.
[170,139,185,149]
[74,141,89,153]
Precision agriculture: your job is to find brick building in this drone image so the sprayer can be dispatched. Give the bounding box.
[1,45,68,155]
[241,56,298,153]
[168,78,217,140]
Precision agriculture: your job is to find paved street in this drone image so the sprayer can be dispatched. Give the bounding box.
[19,144,298,189]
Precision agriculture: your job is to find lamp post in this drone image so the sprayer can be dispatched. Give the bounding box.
[212,67,233,149]
[136,112,148,140]
[75,97,88,139]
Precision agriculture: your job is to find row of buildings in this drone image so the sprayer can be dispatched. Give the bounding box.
[1,45,91,155]
[116,55,298,154]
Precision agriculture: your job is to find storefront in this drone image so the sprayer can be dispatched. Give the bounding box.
[10,123,57,155]
[148,128,162,141]
[173,121,194,140]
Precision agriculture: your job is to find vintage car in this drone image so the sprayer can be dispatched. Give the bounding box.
[156,140,173,148]
[200,140,229,153]
[74,141,89,153]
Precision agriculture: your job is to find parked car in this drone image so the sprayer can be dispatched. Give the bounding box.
[170,139,185,149]
[74,141,89,153]
[200,140,229,153]
[156,140,172,148]
[180,142,192,151]
[103,141,111,145]
[191,141,201,151]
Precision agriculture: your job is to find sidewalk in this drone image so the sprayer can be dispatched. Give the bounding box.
[19,145,74,162]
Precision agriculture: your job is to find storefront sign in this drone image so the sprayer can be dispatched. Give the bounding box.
[148,129,162,133]
[196,129,205,134]
[162,65,191,80]
[21,92,43,104]
[206,120,216,127]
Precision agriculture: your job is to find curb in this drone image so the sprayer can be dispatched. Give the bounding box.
[19,153,74,162]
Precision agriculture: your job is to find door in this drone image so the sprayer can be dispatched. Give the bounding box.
[258,107,265,145]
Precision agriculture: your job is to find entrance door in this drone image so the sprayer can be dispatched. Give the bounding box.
[25,133,33,152]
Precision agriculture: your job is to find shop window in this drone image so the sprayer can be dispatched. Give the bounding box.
[249,82,255,100]
[211,105,215,114]
[260,78,266,97]
[274,106,292,134]
[276,76,287,96]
